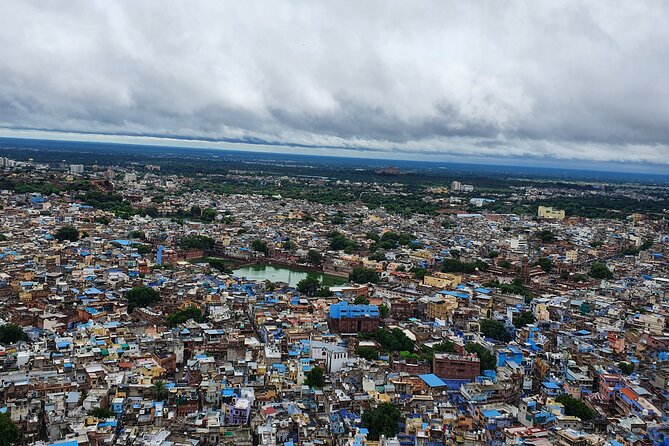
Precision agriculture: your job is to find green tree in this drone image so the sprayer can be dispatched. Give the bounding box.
[355,346,379,361]
[441,258,488,274]
[379,304,390,319]
[328,231,357,252]
[297,277,320,296]
[536,229,556,242]
[465,343,496,371]
[589,262,613,279]
[411,267,428,280]
[0,323,27,345]
[201,207,217,222]
[126,286,161,313]
[55,225,79,242]
[315,286,333,297]
[180,235,215,250]
[0,412,20,446]
[513,311,536,328]
[305,366,325,388]
[167,306,204,326]
[555,394,596,421]
[433,340,457,353]
[307,249,323,265]
[361,403,401,440]
[535,257,553,272]
[251,239,269,254]
[618,362,635,375]
[129,230,145,240]
[366,231,380,242]
[354,295,370,305]
[498,259,512,269]
[151,379,168,400]
[349,267,379,284]
[88,407,114,419]
[136,244,152,255]
[359,328,414,353]
[479,319,512,342]
[207,258,231,273]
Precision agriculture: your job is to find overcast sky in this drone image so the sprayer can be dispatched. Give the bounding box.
[0,1,668,169]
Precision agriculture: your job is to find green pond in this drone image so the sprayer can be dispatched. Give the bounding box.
[232,263,346,287]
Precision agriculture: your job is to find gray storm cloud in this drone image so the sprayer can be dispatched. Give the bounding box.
[0,0,668,165]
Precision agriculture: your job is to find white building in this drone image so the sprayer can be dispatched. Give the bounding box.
[310,341,348,372]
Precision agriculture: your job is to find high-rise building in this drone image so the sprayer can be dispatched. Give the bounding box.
[69,164,84,174]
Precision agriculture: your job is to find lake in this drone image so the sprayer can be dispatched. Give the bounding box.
[232,263,346,288]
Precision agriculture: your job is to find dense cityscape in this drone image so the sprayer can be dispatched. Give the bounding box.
[0,141,667,446]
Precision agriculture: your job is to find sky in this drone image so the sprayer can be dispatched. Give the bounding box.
[0,1,668,172]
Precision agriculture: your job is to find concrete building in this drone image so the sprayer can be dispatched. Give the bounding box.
[433,352,480,380]
[538,206,565,219]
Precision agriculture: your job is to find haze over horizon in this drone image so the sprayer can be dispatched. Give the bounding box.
[1,1,668,171]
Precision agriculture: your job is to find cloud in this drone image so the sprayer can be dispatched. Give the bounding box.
[0,0,668,166]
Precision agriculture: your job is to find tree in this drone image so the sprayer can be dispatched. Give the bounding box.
[55,225,79,242]
[297,277,320,296]
[305,366,325,388]
[315,286,333,297]
[0,324,26,345]
[479,319,512,342]
[589,262,613,279]
[359,328,414,353]
[201,207,217,222]
[535,257,552,272]
[411,267,427,280]
[180,234,215,250]
[465,343,496,371]
[379,304,390,319]
[354,295,370,305]
[513,311,535,328]
[536,229,556,242]
[129,230,145,240]
[207,258,231,273]
[433,340,457,353]
[307,249,323,266]
[136,244,152,255]
[368,252,387,262]
[555,394,596,421]
[88,407,114,419]
[151,379,168,400]
[361,402,401,440]
[0,412,19,446]
[349,267,379,284]
[126,286,161,313]
[167,306,204,326]
[498,259,512,269]
[251,238,269,254]
[619,362,635,375]
[328,231,357,252]
[441,258,488,274]
[355,346,379,361]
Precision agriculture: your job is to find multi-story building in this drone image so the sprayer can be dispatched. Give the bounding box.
[537,206,565,219]
[433,353,480,380]
[327,302,380,334]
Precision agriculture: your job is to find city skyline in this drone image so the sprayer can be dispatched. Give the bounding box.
[1,1,668,170]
